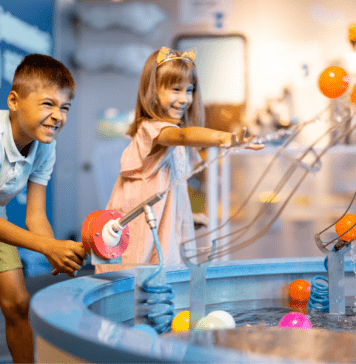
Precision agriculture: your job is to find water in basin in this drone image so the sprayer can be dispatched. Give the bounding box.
[89,295,356,333]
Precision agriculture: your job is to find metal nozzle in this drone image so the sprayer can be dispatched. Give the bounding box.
[143,204,156,229]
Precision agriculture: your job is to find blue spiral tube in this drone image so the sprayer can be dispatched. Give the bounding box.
[307,275,329,312]
[141,227,175,334]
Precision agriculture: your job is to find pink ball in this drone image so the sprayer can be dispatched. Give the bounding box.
[278,312,312,330]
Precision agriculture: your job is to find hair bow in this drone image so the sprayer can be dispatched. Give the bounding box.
[157,47,196,66]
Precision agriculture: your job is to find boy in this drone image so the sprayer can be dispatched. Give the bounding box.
[0,54,85,363]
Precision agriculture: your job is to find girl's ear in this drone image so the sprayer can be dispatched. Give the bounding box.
[7,91,20,111]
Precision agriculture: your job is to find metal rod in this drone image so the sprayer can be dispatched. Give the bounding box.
[113,192,164,229]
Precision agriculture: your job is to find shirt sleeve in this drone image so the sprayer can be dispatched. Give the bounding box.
[120,120,179,174]
[28,141,56,186]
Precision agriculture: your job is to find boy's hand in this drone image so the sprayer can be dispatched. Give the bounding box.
[44,240,86,278]
[220,127,265,150]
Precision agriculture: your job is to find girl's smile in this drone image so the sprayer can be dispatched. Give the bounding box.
[158,81,194,120]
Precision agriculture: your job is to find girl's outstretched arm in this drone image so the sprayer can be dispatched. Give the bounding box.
[156,126,264,150]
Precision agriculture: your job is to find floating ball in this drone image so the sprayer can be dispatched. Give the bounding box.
[207,310,236,329]
[318,66,349,98]
[279,312,312,330]
[195,315,227,331]
[289,279,311,302]
[171,310,190,332]
[132,324,159,339]
[288,299,308,315]
[335,213,356,242]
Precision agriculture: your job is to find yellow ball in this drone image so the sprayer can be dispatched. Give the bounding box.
[195,315,227,330]
[171,310,190,332]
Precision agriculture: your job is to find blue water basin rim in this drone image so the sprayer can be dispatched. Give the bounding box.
[30,256,355,363]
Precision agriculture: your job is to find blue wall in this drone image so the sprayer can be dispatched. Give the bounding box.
[0,0,54,229]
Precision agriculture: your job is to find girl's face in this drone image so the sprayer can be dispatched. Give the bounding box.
[158,81,194,120]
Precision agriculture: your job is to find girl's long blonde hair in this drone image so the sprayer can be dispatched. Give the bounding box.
[127,49,204,137]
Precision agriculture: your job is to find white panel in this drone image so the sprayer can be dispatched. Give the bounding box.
[177,37,245,104]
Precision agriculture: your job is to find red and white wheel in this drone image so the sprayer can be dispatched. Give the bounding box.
[81,210,129,259]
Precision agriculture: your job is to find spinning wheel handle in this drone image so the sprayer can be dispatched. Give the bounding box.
[82,210,130,260]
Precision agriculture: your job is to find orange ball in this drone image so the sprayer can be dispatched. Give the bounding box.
[350,84,356,105]
[335,213,356,242]
[318,66,349,98]
[288,279,311,302]
[288,299,308,315]
[171,311,190,332]
[349,24,356,42]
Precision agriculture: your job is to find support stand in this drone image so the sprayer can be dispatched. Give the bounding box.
[180,240,217,329]
[326,245,351,314]
[315,234,351,314]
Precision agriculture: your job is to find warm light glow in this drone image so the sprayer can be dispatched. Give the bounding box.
[279,119,290,126]
[258,191,280,203]
[295,195,310,206]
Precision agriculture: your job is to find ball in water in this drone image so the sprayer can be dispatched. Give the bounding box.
[207,310,236,329]
[318,66,349,98]
[171,310,190,332]
[335,213,356,242]
[288,279,311,302]
[195,315,227,330]
[288,299,308,315]
[279,312,312,330]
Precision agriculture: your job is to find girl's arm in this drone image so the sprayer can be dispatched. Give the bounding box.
[156,126,264,150]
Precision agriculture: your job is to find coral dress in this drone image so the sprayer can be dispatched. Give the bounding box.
[95,120,201,273]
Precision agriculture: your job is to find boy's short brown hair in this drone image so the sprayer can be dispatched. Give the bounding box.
[11,53,76,99]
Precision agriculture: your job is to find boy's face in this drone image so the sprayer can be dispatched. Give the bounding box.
[8,84,72,150]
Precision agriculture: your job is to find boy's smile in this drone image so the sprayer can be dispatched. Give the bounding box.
[158,81,193,120]
[7,85,71,152]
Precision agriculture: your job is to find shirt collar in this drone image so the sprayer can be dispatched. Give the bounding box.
[3,111,38,164]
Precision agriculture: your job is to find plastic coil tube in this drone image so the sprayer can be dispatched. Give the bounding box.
[141,227,174,333]
[307,275,329,312]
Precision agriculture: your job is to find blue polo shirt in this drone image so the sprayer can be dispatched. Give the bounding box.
[0,110,56,219]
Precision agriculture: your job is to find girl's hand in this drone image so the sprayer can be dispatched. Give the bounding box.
[220,127,265,150]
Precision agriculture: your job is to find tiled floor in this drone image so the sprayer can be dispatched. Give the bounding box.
[0,268,95,363]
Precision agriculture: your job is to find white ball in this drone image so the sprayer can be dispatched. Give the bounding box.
[207,310,236,329]
[195,315,227,331]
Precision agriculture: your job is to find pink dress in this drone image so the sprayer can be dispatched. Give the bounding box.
[95,120,201,273]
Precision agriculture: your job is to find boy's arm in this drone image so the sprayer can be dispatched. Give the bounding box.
[0,215,83,276]
[22,180,85,276]
[25,180,55,238]
[156,126,264,150]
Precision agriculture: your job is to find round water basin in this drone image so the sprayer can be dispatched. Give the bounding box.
[30,257,356,363]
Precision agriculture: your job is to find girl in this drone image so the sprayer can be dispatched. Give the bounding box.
[95,47,264,273]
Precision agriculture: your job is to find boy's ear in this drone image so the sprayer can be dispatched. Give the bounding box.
[7,91,20,112]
